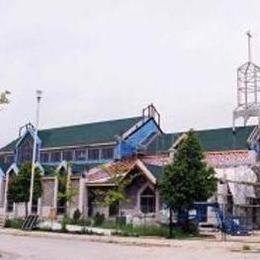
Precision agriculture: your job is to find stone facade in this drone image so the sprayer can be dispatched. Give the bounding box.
[41,177,56,218]
[67,177,80,217]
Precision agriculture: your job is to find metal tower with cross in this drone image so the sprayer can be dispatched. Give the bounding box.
[233,31,260,130]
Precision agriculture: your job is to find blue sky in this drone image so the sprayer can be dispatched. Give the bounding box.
[0,0,260,147]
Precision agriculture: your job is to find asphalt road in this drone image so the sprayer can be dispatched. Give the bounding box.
[0,233,259,260]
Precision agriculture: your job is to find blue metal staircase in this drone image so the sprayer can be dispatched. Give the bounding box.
[194,202,250,236]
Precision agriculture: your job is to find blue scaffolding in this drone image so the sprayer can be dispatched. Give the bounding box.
[194,202,251,236]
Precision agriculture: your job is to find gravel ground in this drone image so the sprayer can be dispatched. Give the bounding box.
[0,233,260,260]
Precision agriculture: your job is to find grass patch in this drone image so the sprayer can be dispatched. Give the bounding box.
[110,224,195,238]
[4,218,24,229]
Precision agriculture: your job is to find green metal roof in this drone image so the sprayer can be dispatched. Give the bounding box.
[195,125,254,151]
[0,117,255,154]
[145,163,164,181]
[147,125,255,154]
[0,116,142,152]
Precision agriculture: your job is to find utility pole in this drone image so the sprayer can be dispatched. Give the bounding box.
[28,90,42,215]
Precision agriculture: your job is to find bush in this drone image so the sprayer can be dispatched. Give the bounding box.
[116,216,126,227]
[73,209,81,223]
[4,218,24,229]
[110,224,191,238]
[78,218,91,227]
[93,212,105,226]
[242,244,251,251]
[181,220,198,235]
[61,216,70,232]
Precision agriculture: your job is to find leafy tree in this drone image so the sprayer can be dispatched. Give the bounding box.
[56,165,78,215]
[160,130,217,237]
[0,90,10,105]
[93,164,137,216]
[7,162,43,217]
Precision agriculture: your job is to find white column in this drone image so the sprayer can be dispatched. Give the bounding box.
[53,177,58,211]
[0,175,3,207]
[155,189,160,221]
[3,172,10,216]
[66,163,72,214]
[37,197,42,217]
[78,177,85,214]
[85,186,88,217]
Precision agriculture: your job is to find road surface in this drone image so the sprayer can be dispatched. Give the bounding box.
[0,233,259,260]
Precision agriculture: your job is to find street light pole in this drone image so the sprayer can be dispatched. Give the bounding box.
[29,90,42,215]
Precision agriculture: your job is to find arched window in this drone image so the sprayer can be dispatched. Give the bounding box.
[140,186,155,214]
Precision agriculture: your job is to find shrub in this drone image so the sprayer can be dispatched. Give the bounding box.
[93,212,105,226]
[80,218,92,227]
[4,218,24,229]
[61,215,70,232]
[242,244,251,251]
[73,209,81,224]
[181,220,198,235]
[116,216,126,227]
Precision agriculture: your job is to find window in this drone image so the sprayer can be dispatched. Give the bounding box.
[75,149,86,161]
[101,147,114,160]
[40,152,49,163]
[63,150,74,161]
[140,186,155,214]
[17,138,33,164]
[50,151,61,162]
[88,149,100,160]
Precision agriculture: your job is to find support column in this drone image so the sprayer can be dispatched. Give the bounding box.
[3,172,10,217]
[85,186,89,218]
[78,177,85,215]
[53,176,58,212]
[37,197,42,217]
[0,175,3,209]
[155,189,160,221]
[66,163,72,215]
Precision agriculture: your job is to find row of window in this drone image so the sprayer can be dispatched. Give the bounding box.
[40,147,114,163]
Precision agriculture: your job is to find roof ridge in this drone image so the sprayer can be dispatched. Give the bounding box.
[164,124,256,136]
[39,116,142,133]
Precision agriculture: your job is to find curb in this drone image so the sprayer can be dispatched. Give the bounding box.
[0,228,172,248]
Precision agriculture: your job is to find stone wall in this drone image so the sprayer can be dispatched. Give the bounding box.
[41,177,56,218]
[67,177,80,217]
[121,174,153,216]
[0,179,6,208]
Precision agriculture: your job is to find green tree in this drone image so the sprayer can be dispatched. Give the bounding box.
[93,164,137,216]
[0,90,10,105]
[7,162,43,217]
[56,164,78,215]
[159,130,217,237]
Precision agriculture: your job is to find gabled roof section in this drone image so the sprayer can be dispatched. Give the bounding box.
[84,159,156,185]
[0,139,17,153]
[38,116,142,148]
[195,125,254,151]
[0,117,142,153]
[147,125,255,154]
